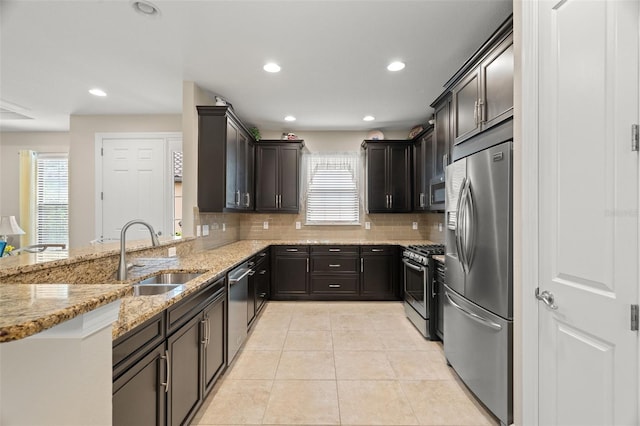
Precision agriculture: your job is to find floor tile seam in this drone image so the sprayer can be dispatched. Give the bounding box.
[256,323,285,426]
[394,374,422,426]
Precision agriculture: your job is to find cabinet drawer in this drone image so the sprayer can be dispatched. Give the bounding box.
[311,276,358,294]
[311,256,359,273]
[361,245,395,255]
[113,312,165,379]
[272,245,309,255]
[310,245,359,255]
[167,277,225,335]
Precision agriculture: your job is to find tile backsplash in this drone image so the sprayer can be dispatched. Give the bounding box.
[195,209,445,246]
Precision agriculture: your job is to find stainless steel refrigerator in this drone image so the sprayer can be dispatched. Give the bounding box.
[444,140,513,426]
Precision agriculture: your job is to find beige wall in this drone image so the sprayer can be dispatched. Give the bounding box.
[0,131,69,229]
[68,114,181,248]
[182,81,216,239]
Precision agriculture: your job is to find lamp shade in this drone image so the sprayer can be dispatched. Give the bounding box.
[0,216,25,236]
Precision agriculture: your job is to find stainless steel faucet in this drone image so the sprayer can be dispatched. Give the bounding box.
[117,219,160,281]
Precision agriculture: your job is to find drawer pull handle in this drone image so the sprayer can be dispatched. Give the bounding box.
[259,270,267,275]
[371,249,384,252]
[259,252,267,257]
[329,264,341,268]
[329,248,341,252]
[328,284,342,288]
[286,249,299,252]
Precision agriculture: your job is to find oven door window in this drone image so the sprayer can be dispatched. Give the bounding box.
[404,260,427,314]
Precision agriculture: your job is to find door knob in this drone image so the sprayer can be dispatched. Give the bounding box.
[535,288,558,310]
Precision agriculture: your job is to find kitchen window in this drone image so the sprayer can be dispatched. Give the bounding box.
[35,153,69,246]
[304,152,360,225]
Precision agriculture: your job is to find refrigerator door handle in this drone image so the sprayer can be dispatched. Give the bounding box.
[445,291,502,331]
[458,179,470,273]
[454,177,467,270]
[464,180,476,270]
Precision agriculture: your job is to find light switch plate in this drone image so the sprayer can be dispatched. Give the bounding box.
[412,222,418,230]
[167,247,177,257]
[222,223,226,232]
[438,223,443,232]
[295,221,301,229]
[203,225,209,236]
[365,222,371,230]
[263,221,269,230]
[196,225,201,237]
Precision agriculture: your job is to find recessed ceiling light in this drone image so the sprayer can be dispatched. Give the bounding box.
[284,115,296,122]
[263,63,281,73]
[131,0,160,16]
[89,88,107,97]
[363,115,375,122]
[387,61,406,72]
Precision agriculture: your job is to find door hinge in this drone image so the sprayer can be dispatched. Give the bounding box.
[631,304,639,331]
[101,192,103,201]
[101,147,104,156]
[632,124,639,151]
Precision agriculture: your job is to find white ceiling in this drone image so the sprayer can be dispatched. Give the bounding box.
[0,0,512,133]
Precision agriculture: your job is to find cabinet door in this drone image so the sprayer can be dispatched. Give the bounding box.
[481,34,514,130]
[366,145,388,212]
[361,254,396,299]
[388,144,411,212]
[113,344,166,426]
[166,314,202,426]
[433,97,451,178]
[236,131,247,208]
[245,141,254,209]
[226,121,239,208]
[413,139,426,210]
[272,255,309,297]
[255,145,279,211]
[203,292,226,394]
[452,68,482,144]
[279,146,300,212]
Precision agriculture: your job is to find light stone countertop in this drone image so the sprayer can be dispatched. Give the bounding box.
[0,239,431,342]
[432,254,445,263]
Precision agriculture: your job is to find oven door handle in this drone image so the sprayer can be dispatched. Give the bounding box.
[445,291,502,331]
[402,258,426,273]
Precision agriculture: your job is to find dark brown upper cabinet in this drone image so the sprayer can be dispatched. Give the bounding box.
[450,18,513,146]
[362,140,412,213]
[254,141,304,213]
[413,128,433,211]
[429,92,452,211]
[197,106,255,212]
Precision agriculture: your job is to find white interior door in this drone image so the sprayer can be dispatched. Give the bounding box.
[101,137,167,241]
[538,1,639,425]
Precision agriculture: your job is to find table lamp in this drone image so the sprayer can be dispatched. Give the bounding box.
[0,216,25,242]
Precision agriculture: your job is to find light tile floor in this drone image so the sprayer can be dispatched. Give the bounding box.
[191,301,499,426]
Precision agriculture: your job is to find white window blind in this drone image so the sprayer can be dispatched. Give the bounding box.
[36,153,68,246]
[305,153,360,225]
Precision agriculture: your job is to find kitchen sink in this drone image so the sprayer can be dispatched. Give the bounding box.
[132,272,204,296]
[133,284,183,296]
[135,272,203,285]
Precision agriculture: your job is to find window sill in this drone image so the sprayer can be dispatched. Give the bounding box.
[304,222,361,226]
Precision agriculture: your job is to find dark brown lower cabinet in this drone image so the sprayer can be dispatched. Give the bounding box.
[113,343,166,426]
[167,314,202,426]
[203,291,226,393]
[113,278,227,426]
[360,246,399,300]
[271,246,309,299]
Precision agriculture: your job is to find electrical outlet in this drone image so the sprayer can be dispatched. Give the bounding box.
[196,225,201,237]
[412,222,418,230]
[295,221,301,229]
[365,222,371,230]
[438,223,443,232]
[222,223,226,232]
[263,221,269,230]
[203,225,209,236]
[167,247,177,257]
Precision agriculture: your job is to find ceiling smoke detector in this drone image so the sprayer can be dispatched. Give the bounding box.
[131,0,160,17]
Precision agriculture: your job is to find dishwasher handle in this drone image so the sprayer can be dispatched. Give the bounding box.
[229,268,252,284]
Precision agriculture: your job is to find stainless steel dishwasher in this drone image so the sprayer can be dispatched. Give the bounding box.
[227,260,251,364]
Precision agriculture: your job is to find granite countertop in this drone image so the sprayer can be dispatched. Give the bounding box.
[433,254,445,263]
[0,239,432,342]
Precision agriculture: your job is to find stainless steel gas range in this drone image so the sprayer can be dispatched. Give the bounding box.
[402,244,444,340]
